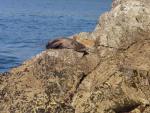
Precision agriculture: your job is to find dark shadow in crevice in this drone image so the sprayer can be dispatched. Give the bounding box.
[113,103,140,113]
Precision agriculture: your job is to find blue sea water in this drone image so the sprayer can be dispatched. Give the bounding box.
[0,0,112,72]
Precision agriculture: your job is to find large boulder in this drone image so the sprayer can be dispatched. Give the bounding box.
[72,40,150,113]
[94,0,150,49]
[0,49,100,113]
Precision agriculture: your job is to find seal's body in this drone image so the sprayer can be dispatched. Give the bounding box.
[46,38,88,53]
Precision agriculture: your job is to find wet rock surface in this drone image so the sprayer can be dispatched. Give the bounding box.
[0,0,150,113]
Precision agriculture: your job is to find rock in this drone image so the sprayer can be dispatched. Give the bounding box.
[0,49,100,113]
[0,0,150,113]
[73,35,96,48]
[94,0,150,49]
[72,40,150,113]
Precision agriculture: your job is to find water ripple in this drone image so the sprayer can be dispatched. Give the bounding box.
[0,0,112,72]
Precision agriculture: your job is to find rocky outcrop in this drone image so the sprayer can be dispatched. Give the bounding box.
[0,0,150,113]
[0,50,100,113]
[94,0,150,50]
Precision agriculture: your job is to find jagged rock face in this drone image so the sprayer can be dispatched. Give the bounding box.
[0,0,150,113]
[0,50,100,113]
[72,40,150,113]
[112,0,150,8]
[94,0,150,49]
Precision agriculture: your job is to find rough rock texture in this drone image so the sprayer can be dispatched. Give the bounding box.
[0,0,150,113]
[94,0,150,49]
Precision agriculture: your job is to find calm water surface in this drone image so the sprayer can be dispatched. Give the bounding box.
[0,0,112,72]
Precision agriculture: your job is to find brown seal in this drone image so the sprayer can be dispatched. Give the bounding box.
[46,37,88,54]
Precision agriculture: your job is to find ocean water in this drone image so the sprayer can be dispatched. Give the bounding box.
[0,0,112,72]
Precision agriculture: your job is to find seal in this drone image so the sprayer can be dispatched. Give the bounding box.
[46,37,88,54]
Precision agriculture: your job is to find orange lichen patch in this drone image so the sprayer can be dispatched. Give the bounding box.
[73,36,95,48]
